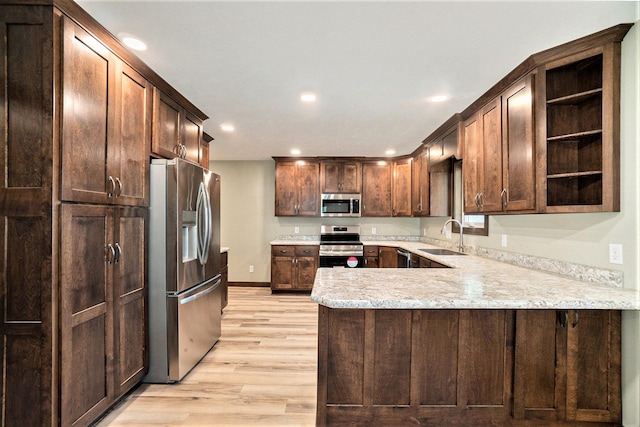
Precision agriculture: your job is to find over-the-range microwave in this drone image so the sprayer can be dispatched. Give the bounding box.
[321,193,361,217]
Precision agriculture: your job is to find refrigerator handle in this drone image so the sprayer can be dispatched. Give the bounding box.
[179,278,221,305]
[196,181,212,265]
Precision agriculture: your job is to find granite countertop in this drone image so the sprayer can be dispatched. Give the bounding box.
[310,243,640,311]
[221,246,230,253]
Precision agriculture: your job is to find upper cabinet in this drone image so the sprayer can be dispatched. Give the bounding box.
[274,159,320,216]
[60,17,150,207]
[362,161,392,216]
[392,157,412,217]
[463,74,536,214]
[320,160,361,193]
[411,148,429,216]
[542,48,620,212]
[152,88,203,165]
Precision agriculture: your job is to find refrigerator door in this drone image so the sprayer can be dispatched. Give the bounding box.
[204,169,221,280]
[168,275,222,382]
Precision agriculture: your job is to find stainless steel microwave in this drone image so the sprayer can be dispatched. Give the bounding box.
[321,193,361,217]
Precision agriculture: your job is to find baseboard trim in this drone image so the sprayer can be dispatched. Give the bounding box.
[229,281,270,288]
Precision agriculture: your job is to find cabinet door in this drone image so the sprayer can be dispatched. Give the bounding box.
[60,204,114,426]
[479,98,503,212]
[378,246,397,268]
[113,207,147,397]
[341,161,362,193]
[502,75,535,212]
[295,255,318,290]
[392,158,412,217]
[274,161,297,216]
[463,114,482,213]
[152,88,181,159]
[566,310,621,423]
[412,150,429,216]
[320,161,341,193]
[271,253,295,290]
[296,161,320,216]
[182,111,202,164]
[112,61,151,206]
[61,18,114,205]
[362,162,392,216]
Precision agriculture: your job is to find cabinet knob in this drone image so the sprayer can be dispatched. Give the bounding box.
[107,176,116,197]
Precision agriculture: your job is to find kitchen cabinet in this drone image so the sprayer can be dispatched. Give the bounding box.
[60,18,151,207]
[152,88,203,165]
[392,157,412,217]
[270,245,319,291]
[410,253,448,268]
[0,3,208,425]
[60,204,146,426]
[362,161,392,216]
[543,48,621,212]
[378,246,397,268]
[320,159,361,193]
[221,250,229,311]
[201,132,213,169]
[411,148,429,217]
[274,159,320,216]
[425,120,459,217]
[363,246,379,268]
[514,310,621,423]
[463,74,535,214]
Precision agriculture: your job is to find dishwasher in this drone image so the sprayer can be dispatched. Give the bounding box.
[397,249,411,268]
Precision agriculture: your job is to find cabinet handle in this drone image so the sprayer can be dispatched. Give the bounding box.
[107,176,116,197]
[572,311,579,328]
[280,250,288,253]
[303,250,310,254]
[114,242,122,264]
[501,188,508,206]
[106,243,116,265]
[478,193,484,208]
[115,177,123,197]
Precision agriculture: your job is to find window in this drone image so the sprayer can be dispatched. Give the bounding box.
[452,160,489,236]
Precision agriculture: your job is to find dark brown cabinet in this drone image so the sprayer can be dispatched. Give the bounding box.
[463,75,535,214]
[271,245,319,291]
[411,148,430,216]
[320,160,361,193]
[152,88,203,165]
[378,246,397,268]
[392,158,412,217]
[274,160,320,216]
[362,161,392,216]
[363,246,379,268]
[61,18,150,207]
[60,204,146,426]
[543,47,621,212]
[514,310,621,424]
[221,250,229,311]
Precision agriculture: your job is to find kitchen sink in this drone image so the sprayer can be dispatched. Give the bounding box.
[419,248,466,256]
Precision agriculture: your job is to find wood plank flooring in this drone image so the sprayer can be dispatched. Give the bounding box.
[97,287,318,426]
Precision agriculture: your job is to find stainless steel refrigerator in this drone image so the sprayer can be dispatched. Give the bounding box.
[145,158,221,383]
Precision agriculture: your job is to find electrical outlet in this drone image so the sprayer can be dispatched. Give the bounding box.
[609,244,623,264]
[294,226,299,234]
[501,234,508,247]
[423,228,427,236]
[249,265,254,273]
[372,227,377,235]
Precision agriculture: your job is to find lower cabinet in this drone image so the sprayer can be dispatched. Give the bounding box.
[514,310,621,424]
[317,307,621,426]
[378,246,397,268]
[363,246,379,268]
[221,250,229,311]
[270,245,319,291]
[60,204,146,426]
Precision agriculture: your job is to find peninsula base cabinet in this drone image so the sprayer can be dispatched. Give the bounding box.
[316,307,621,426]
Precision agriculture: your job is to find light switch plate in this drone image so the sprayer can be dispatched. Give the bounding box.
[501,234,508,247]
[372,227,377,235]
[294,226,299,234]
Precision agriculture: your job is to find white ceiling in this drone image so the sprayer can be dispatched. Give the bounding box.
[76,1,639,161]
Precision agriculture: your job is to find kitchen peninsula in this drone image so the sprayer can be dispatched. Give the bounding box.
[311,249,640,426]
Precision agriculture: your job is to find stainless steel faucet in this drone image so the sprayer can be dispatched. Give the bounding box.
[441,218,464,252]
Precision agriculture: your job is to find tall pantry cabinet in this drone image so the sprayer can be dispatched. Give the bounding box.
[0,2,208,426]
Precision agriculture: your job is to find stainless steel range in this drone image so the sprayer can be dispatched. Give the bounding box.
[319,225,364,268]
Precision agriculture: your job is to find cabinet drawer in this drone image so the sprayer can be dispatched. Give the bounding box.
[295,246,319,257]
[363,246,379,256]
[272,245,295,256]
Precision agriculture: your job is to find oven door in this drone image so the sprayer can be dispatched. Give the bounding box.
[320,255,363,268]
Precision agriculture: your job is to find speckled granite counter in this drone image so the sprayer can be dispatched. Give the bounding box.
[310,244,640,310]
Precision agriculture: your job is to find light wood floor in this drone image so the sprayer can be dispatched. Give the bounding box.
[97,287,318,426]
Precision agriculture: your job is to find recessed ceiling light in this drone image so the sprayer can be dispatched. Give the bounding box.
[428,95,450,103]
[291,149,301,155]
[221,124,235,132]
[300,92,317,103]
[119,33,147,51]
